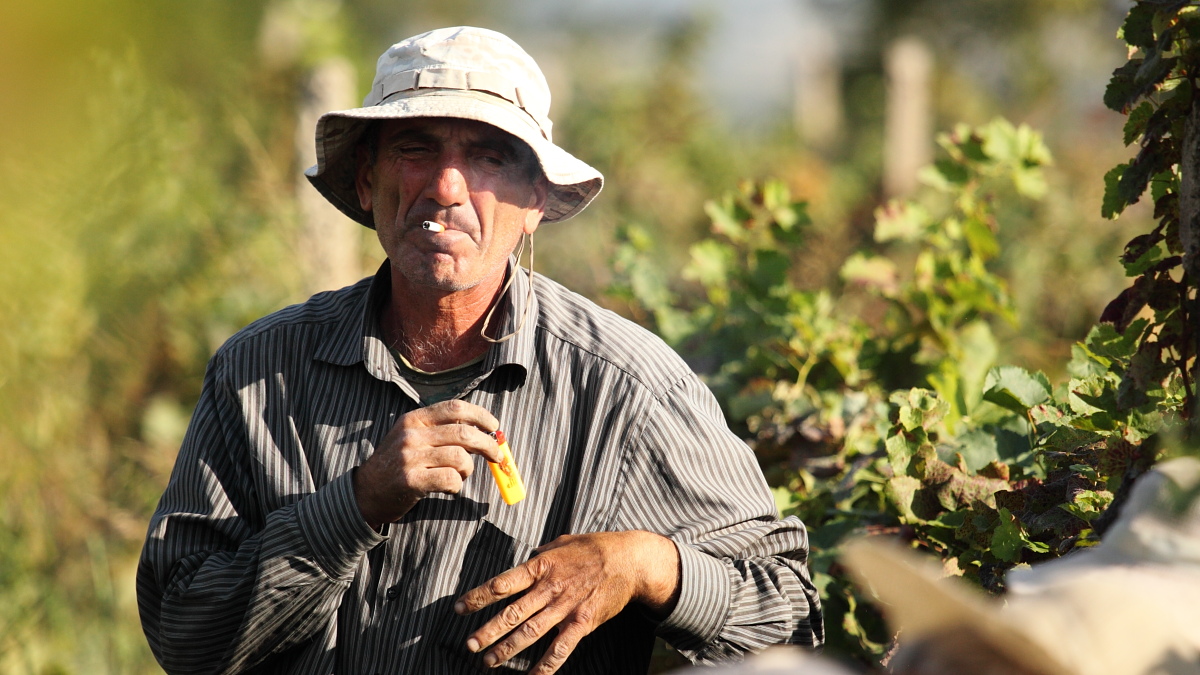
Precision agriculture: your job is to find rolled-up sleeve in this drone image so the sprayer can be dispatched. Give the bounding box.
[613,371,824,663]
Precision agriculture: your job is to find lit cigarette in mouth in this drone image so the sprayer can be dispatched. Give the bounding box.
[421,221,445,233]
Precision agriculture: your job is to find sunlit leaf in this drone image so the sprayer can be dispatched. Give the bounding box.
[990,508,1024,562]
[874,201,927,243]
[684,239,734,288]
[841,254,899,295]
[982,366,1052,416]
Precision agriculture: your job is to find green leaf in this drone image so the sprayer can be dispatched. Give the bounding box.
[955,429,1002,472]
[1104,59,1143,113]
[704,197,745,240]
[886,475,923,523]
[990,507,1024,563]
[1067,342,1110,378]
[956,321,1000,414]
[932,158,970,185]
[1058,489,1113,524]
[1120,3,1158,49]
[761,178,791,211]
[684,240,733,288]
[886,431,915,475]
[931,510,967,528]
[1040,425,1103,454]
[982,366,1052,416]
[1123,101,1154,145]
[895,388,951,431]
[841,254,898,295]
[773,485,800,516]
[1085,319,1147,361]
[1102,163,1129,219]
[874,201,927,243]
[1136,52,1177,91]
[1118,139,1173,210]
[750,248,791,292]
[963,216,1000,260]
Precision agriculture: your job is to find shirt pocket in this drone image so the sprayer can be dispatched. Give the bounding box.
[423,517,548,673]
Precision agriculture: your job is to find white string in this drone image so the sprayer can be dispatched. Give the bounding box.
[481,232,534,344]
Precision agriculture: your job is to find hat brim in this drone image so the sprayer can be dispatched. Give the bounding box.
[304,89,603,228]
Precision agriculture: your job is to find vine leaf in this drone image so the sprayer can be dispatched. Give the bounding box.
[1100,278,1150,333]
[1118,138,1174,210]
[1105,59,1145,113]
[1103,163,1129,218]
[1124,101,1154,145]
[990,507,1024,563]
[1119,3,1157,50]
[983,366,1052,416]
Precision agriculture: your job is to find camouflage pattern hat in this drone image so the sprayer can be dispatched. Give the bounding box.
[305,26,603,228]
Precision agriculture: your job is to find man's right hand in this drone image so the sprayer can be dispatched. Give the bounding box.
[353,399,503,529]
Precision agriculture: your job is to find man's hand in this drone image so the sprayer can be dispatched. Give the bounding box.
[353,399,503,529]
[454,530,682,674]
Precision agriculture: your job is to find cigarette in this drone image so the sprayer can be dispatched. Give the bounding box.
[421,221,445,233]
[488,429,526,505]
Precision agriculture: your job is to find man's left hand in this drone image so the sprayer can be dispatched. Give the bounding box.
[454,530,681,674]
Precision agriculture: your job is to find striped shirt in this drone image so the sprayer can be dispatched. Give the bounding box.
[137,262,823,674]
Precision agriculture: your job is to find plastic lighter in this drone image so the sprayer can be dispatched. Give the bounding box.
[488,429,526,505]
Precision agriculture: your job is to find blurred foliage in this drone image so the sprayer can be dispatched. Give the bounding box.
[611,116,1197,667]
[0,53,305,673]
[0,0,1184,673]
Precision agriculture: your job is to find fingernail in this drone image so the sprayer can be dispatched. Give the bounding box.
[466,637,480,653]
[483,652,497,667]
[454,601,466,615]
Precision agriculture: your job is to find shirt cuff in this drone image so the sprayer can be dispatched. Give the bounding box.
[656,542,732,649]
[295,469,387,580]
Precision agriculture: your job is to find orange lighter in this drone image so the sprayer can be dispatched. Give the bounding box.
[488,430,526,505]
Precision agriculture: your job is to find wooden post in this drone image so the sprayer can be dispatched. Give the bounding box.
[793,31,843,152]
[883,37,934,198]
[295,57,364,295]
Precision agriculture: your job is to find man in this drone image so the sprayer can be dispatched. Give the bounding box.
[138,26,822,675]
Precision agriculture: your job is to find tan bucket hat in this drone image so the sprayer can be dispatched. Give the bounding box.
[304,26,604,228]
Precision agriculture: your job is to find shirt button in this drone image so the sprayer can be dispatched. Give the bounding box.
[385,586,400,600]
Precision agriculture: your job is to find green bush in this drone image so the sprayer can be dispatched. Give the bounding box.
[612,114,1197,665]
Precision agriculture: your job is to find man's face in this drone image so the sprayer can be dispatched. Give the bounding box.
[355,117,547,292]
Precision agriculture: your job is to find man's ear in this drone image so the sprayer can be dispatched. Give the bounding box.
[522,176,548,235]
[354,145,374,213]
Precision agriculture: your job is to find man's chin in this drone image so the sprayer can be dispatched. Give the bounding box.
[396,263,480,294]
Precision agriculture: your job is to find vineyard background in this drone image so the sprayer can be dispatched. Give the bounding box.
[1,1,1197,673]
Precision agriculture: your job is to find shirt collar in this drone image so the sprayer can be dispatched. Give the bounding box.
[314,259,538,380]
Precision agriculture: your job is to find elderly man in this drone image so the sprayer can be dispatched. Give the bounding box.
[137,26,822,674]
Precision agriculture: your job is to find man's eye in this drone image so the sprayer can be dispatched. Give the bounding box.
[395,144,434,157]
[475,153,506,167]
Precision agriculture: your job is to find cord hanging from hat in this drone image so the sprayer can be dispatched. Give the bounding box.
[481,232,534,344]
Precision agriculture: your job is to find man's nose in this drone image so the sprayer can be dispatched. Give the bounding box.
[424,158,469,207]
